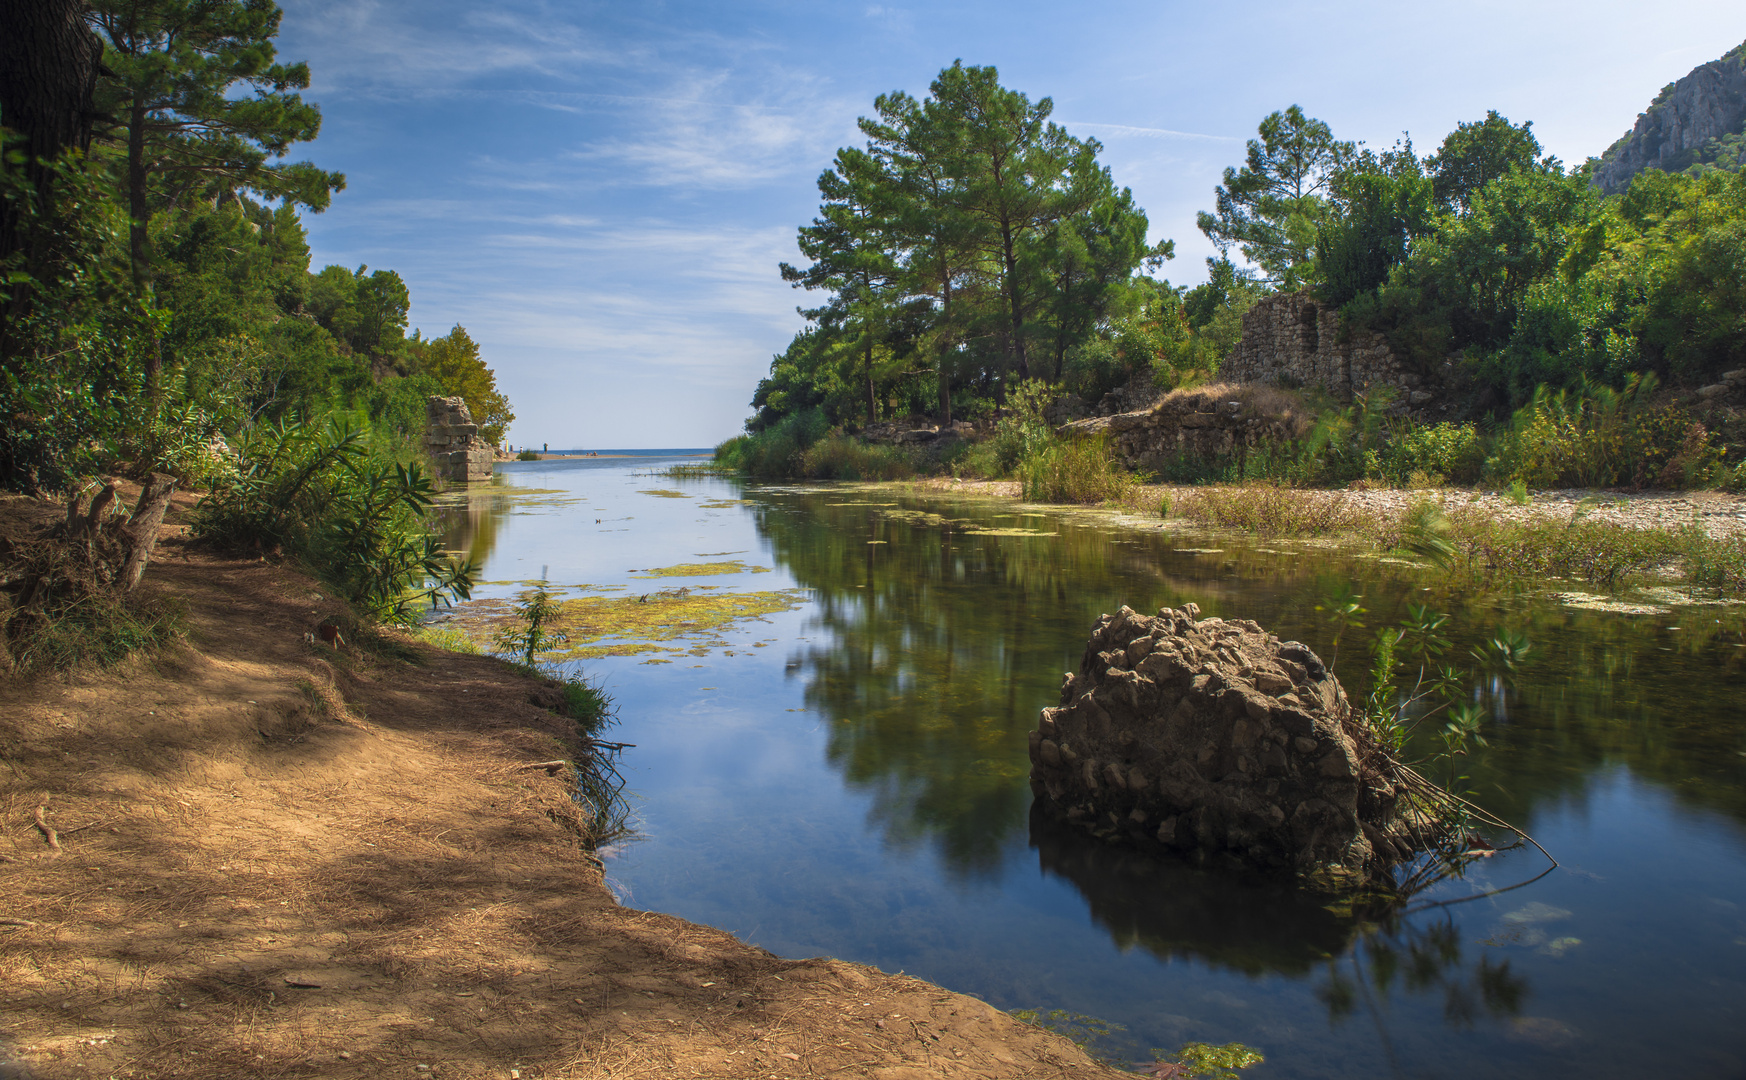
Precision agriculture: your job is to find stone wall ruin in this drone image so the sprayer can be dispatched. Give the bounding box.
[1056,384,1313,475]
[425,396,494,484]
[1220,291,1446,410]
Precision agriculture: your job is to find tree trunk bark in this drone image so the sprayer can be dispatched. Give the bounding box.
[936,283,953,427]
[1001,225,1028,382]
[0,0,103,263]
[864,334,876,427]
[121,473,177,592]
[126,94,164,399]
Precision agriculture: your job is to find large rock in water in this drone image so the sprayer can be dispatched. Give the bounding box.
[1028,604,1419,889]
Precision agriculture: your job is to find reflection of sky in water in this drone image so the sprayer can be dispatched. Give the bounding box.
[454,458,1746,1079]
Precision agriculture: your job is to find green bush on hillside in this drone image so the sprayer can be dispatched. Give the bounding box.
[192,414,474,623]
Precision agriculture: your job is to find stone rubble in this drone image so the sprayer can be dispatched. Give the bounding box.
[1029,604,1422,888]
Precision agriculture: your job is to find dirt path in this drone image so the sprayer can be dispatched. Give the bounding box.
[0,496,1121,1080]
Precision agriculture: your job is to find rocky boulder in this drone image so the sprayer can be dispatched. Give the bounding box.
[1028,604,1422,889]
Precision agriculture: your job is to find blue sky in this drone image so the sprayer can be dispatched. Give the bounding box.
[275,0,1746,449]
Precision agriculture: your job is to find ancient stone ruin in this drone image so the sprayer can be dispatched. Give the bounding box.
[1056,384,1313,475]
[425,396,494,483]
[1028,604,1428,889]
[1219,290,1445,409]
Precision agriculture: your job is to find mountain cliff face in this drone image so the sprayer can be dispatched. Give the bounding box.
[1593,40,1746,195]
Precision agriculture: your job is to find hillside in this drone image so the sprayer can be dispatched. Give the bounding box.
[1593,39,1746,194]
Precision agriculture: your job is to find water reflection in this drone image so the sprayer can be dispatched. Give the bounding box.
[432,471,1746,1075]
[1317,916,1529,1075]
[1027,803,1357,975]
[430,478,516,573]
[743,486,1746,875]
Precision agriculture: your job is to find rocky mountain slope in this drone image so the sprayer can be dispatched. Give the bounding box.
[1592,39,1746,194]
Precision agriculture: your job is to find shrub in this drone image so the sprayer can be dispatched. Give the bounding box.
[713,407,829,476]
[192,414,474,624]
[1493,376,1720,489]
[516,449,539,461]
[1019,435,1134,504]
[797,436,918,480]
[1373,422,1486,486]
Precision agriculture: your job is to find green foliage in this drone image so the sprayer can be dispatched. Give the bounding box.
[750,62,1170,434]
[407,324,514,445]
[1352,597,1525,795]
[797,436,919,480]
[5,589,187,678]
[516,449,540,461]
[1319,139,1435,307]
[714,407,830,476]
[0,139,155,493]
[1426,111,1548,215]
[494,584,570,667]
[191,413,474,623]
[1197,105,1356,289]
[1018,434,1133,504]
[310,459,475,623]
[1147,1042,1266,1080]
[1372,422,1486,486]
[1493,376,1719,488]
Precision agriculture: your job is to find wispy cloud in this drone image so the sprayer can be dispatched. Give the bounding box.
[565,71,851,190]
[1067,121,1238,142]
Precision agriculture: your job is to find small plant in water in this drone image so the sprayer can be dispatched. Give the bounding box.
[1008,1009,1124,1062]
[494,583,570,667]
[1140,1042,1265,1079]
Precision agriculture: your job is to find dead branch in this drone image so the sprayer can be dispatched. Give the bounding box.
[121,472,177,592]
[516,760,571,775]
[83,480,117,534]
[0,917,39,927]
[32,806,61,853]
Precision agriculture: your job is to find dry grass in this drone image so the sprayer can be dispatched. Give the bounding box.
[1155,382,1315,435]
[1166,482,1372,536]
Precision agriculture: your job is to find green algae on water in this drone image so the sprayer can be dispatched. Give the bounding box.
[632,561,772,578]
[638,489,691,499]
[438,586,808,660]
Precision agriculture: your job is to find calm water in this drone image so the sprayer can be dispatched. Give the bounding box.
[437,457,1746,1079]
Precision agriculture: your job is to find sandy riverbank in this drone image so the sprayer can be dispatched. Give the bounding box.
[0,491,1120,1080]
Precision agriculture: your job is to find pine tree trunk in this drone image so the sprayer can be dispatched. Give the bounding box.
[0,0,103,263]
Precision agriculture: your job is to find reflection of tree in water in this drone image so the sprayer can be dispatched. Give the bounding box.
[1316,914,1528,1072]
[428,483,514,575]
[755,487,1746,880]
[756,494,1182,878]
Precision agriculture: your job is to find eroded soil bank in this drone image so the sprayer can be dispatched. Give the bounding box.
[0,493,1118,1080]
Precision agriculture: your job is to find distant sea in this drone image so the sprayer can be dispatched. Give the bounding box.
[545,448,713,457]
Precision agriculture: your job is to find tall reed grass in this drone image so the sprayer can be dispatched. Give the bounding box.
[1019,435,1134,504]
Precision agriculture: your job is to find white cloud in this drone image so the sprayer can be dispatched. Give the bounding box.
[1067,122,1237,142]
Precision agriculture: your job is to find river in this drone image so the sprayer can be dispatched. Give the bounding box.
[431,455,1746,1079]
